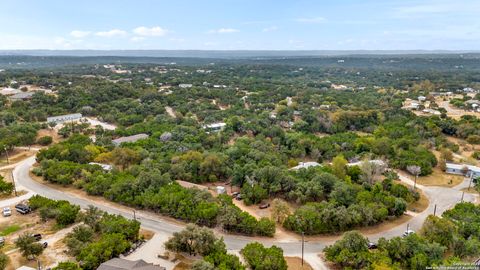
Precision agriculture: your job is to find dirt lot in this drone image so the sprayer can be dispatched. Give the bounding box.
[0,205,74,270]
[286,257,313,270]
[36,129,62,144]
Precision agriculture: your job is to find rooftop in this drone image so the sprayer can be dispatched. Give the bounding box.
[98,258,166,270]
[290,161,321,170]
[112,133,149,145]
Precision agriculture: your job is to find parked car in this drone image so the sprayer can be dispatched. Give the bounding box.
[42,242,48,248]
[0,237,4,246]
[235,194,243,200]
[15,204,31,215]
[402,229,415,237]
[231,192,240,198]
[259,203,270,209]
[368,242,377,249]
[2,207,11,217]
[32,234,42,241]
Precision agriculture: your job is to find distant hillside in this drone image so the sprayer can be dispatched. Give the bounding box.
[0,52,480,71]
[1,49,480,58]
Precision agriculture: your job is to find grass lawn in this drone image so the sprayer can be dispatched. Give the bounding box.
[0,224,21,236]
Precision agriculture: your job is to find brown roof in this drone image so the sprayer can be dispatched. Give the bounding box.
[97,258,165,270]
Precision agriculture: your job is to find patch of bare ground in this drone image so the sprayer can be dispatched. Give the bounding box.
[36,128,62,144]
[407,189,429,213]
[2,209,75,269]
[286,257,313,270]
[140,229,155,240]
[171,254,196,270]
[165,106,177,118]
[0,149,37,168]
[446,136,479,165]
[416,167,464,187]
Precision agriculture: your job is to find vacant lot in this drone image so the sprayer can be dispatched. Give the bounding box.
[417,167,464,187]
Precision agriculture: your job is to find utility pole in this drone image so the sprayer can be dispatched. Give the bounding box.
[468,174,474,191]
[414,173,418,190]
[301,231,305,266]
[433,204,437,216]
[10,170,17,196]
[133,210,136,220]
[3,146,9,164]
[461,191,465,202]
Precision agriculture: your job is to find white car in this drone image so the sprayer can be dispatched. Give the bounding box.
[2,207,11,217]
[402,229,415,237]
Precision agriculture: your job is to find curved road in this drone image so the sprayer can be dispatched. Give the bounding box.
[12,156,478,256]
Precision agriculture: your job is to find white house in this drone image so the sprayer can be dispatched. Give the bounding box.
[203,122,226,133]
[88,162,113,171]
[347,159,386,167]
[112,133,149,146]
[47,113,83,124]
[290,161,321,170]
[445,163,480,178]
[179,84,193,88]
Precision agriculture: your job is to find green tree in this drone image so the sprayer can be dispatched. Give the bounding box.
[15,233,44,259]
[420,215,456,247]
[324,231,371,269]
[332,155,348,180]
[270,199,291,224]
[241,242,287,270]
[165,224,225,256]
[0,252,8,270]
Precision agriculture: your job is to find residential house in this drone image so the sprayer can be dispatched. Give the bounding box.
[290,161,321,170]
[202,122,226,133]
[8,92,34,101]
[112,134,149,146]
[178,84,193,88]
[445,163,480,178]
[98,258,166,270]
[47,113,83,124]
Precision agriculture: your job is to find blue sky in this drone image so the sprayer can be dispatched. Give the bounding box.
[1,0,479,50]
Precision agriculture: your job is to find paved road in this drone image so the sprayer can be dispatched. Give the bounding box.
[12,156,478,259]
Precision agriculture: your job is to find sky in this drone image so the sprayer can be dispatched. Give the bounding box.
[0,0,479,51]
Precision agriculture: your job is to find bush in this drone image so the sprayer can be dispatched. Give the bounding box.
[37,136,53,146]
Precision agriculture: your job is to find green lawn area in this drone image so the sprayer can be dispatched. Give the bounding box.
[0,224,21,236]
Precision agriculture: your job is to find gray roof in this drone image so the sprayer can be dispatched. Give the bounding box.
[97,258,165,270]
[112,133,149,145]
[9,92,34,100]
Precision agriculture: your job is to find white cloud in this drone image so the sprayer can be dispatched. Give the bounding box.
[70,30,91,38]
[208,28,239,34]
[95,29,127,38]
[133,26,168,37]
[130,36,145,42]
[262,26,278,32]
[295,17,326,23]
